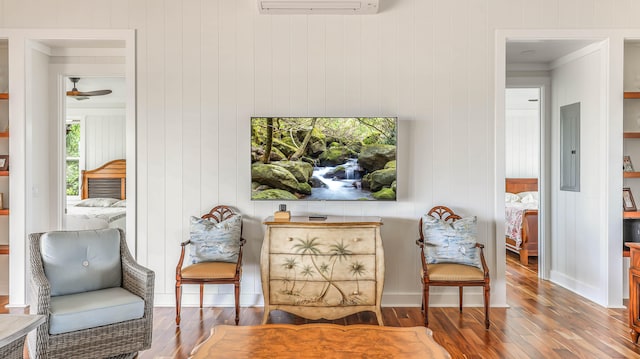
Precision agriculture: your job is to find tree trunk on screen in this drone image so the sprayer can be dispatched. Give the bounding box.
[262,118,274,164]
[290,118,317,161]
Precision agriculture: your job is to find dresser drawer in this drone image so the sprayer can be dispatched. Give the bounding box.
[269,279,376,306]
[269,253,376,281]
[268,227,376,254]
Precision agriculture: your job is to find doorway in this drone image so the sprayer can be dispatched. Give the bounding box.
[0,30,137,308]
[504,87,540,274]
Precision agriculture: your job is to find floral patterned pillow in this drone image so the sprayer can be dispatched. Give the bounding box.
[189,215,242,264]
[422,214,481,269]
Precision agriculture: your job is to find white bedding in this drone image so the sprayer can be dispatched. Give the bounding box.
[64,205,126,231]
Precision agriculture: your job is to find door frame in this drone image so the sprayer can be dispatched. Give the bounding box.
[3,29,135,307]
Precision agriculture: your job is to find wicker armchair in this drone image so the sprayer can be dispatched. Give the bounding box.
[27,228,154,359]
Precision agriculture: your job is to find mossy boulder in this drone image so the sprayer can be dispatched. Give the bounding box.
[358,144,396,172]
[251,163,302,194]
[368,168,396,192]
[318,144,353,166]
[252,189,298,200]
[384,160,396,169]
[372,187,396,200]
[251,145,286,162]
[272,160,314,183]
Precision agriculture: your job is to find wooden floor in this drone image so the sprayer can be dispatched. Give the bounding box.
[4,252,640,358]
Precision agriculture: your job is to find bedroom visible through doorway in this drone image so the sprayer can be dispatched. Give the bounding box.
[505,88,540,273]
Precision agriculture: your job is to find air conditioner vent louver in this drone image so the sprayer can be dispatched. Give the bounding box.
[258,0,379,14]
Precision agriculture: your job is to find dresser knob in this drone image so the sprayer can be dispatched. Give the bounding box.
[352,237,360,242]
[288,237,293,241]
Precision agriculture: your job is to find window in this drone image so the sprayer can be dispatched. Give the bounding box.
[66,121,81,198]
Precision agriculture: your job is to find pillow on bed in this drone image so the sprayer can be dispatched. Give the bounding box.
[111,200,127,207]
[518,191,539,204]
[75,198,120,207]
[421,214,481,269]
[505,192,520,203]
[189,215,242,264]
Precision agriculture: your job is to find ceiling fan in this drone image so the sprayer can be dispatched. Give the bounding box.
[66,77,112,100]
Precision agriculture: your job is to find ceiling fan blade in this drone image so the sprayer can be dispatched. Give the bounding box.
[67,89,112,97]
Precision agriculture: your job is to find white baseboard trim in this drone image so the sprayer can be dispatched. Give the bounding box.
[549,270,605,307]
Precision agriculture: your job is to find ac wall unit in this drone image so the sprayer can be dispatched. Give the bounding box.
[258,0,379,14]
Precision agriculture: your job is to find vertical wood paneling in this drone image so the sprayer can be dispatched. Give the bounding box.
[343,17,361,114]
[129,0,148,264]
[412,0,434,209]
[235,0,255,210]
[4,0,640,309]
[360,15,380,115]
[84,114,126,169]
[271,17,292,115]
[307,16,326,115]
[163,0,184,293]
[290,17,309,115]
[505,88,540,179]
[181,0,202,242]
[432,1,454,204]
[144,0,167,291]
[217,0,237,208]
[109,0,129,29]
[199,0,220,210]
[325,16,344,115]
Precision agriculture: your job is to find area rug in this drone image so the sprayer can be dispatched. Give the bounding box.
[189,324,451,359]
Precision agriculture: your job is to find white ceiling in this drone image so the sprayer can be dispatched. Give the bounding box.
[506,39,600,67]
[37,39,127,108]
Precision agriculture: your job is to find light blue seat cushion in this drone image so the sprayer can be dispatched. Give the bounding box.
[189,215,242,263]
[422,215,482,269]
[49,287,144,335]
[40,228,122,296]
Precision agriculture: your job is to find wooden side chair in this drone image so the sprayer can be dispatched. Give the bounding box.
[416,205,490,329]
[175,205,246,325]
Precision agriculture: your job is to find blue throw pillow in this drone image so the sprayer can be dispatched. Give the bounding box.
[422,214,481,269]
[189,215,242,264]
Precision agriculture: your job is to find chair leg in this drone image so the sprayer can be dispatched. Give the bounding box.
[199,283,204,308]
[423,284,430,327]
[484,284,491,329]
[175,283,182,325]
[234,281,240,325]
[459,287,463,312]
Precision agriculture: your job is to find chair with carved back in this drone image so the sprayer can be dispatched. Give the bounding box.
[416,205,490,329]
[175,205,246,325]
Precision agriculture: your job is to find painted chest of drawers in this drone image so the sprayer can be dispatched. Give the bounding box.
[261,216,384,325]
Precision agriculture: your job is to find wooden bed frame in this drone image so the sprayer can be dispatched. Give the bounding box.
[505,178,538,265]
[81,159,126,200]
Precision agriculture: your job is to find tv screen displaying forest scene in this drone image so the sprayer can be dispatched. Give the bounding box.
[251,117,397,201]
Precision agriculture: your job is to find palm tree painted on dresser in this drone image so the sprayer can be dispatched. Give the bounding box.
[277,235,368,306]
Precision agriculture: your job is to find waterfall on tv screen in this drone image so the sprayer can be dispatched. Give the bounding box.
[250,117,397,201]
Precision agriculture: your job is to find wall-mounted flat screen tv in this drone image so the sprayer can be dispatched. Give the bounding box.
[251,117,397,201]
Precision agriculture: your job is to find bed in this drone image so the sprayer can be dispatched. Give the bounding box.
[505,178,538,265]
[63,159,127,231]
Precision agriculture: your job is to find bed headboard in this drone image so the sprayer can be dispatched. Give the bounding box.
[505,178,538,194]
[81,159,126,200]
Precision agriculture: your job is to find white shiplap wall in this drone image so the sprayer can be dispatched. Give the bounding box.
[505,88,540,179]
[1,0,639,309]
[83,113,126,170]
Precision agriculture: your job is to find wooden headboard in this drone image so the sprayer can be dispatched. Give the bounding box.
[505,178,538,194]
[81,159,126,200]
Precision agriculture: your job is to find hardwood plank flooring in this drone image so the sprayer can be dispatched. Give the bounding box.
[3,252,640,358]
